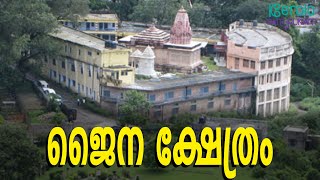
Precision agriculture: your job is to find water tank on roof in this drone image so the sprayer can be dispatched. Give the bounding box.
[105,40,117,49]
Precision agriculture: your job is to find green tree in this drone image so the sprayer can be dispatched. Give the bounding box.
[46,0,90,20]
[108,0,139,21]
[119,90,151,126]
[143,137,158,169]
[130,0,185,25]
[0,124,42,179]
[234,0,268,21]
[0,0,60,74]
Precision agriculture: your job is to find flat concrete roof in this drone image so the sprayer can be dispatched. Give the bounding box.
[283,125,309,133]
[227,28,291,48]
[83,13,118,22]
[122,69,255,91]
[50,26,124,51]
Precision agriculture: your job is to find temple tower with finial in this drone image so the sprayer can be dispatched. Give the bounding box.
[170,6,192,44]
[119,6,203,73]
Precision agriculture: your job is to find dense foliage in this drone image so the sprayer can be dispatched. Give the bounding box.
[0,124,42,179]
[119,90,151,126]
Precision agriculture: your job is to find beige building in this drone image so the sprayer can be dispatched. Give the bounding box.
[43,26,134,102]
[224,21,294,116]
[61,13,118,41]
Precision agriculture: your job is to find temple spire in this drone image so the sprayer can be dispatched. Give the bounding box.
[169,6,192,44]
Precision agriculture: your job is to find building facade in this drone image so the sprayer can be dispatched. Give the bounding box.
[224,21,294,117]
[61,13,118,41]
[101,70,255,121]
[43,26,134,102]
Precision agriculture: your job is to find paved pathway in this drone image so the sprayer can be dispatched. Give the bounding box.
[26,73,117,131]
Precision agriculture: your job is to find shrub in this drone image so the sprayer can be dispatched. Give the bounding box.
[98,172,109,180]
[81,99,111,117]
[122,169,131,178]
[299,97,320,111]
[0,114,4,124]
[51,112,66,126]
[78,170,88,178]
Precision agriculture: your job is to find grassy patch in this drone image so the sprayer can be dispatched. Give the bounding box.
[27,110,46,124]
[201,56,219,71]
[81,99,112,118]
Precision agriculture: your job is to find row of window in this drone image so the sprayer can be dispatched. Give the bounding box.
[258,71,282,85]
[50,70,96,99]
[258,99,287,115]
[234,58,255,69]
[258,86,287,103]
[64,45,98,57]
[147,83,233,102]
[154,98,232,117]
[63,22,116,31]
[260,57,288,70]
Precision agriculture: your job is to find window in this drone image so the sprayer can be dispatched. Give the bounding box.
[258,104,264,115]
[273,101,279,114]
[88,65,91,77]
[65,45,67,52]
[224,99,231,106]
[112,23,115,27]
[250,61,255,69]
[78,49,81,56]
[186,88,192,96]
[219,82,226,92]
[233,82,237,91]
[243,59,249,68]
[235,58,239,69]
[86,22,90,30]
[268,60,273,68]
[72,80,76,87]
[284,57,288,65]
[120,93,124,99]
[103,90,110,97]
[274,88,280,99]
[276,58,281,67]
[267,73,273,83]
[52,59,56,65]
[282,86,287,97]
[200,86,209,94]
[207,102,214,109]
[88,51,92,56]
[53,71,57,78]
[260,61,266,70]
[62,61,65,69]
[259,91,265,102]
[71,64,75,72]
[172,107,179,115]
[80,65,83,74]
[91,22,94,27]
[190,104,197,111]
[165,91,174,100]
[99,23,103,30]
[69,47,72,54]
[259,75,265,85]
[267,90,272,101]
[121,71,128,76]
[104,23,108,30]
[63,75,66,82]
[149,94,156,102]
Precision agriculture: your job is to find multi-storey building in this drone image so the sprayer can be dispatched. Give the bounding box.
[44,19,294,121]
[101,70,256,121]
[224,21,294,116]
[61,13,118,41]
[43,26,134,102]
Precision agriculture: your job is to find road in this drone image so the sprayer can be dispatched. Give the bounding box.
[26,73,117,131]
